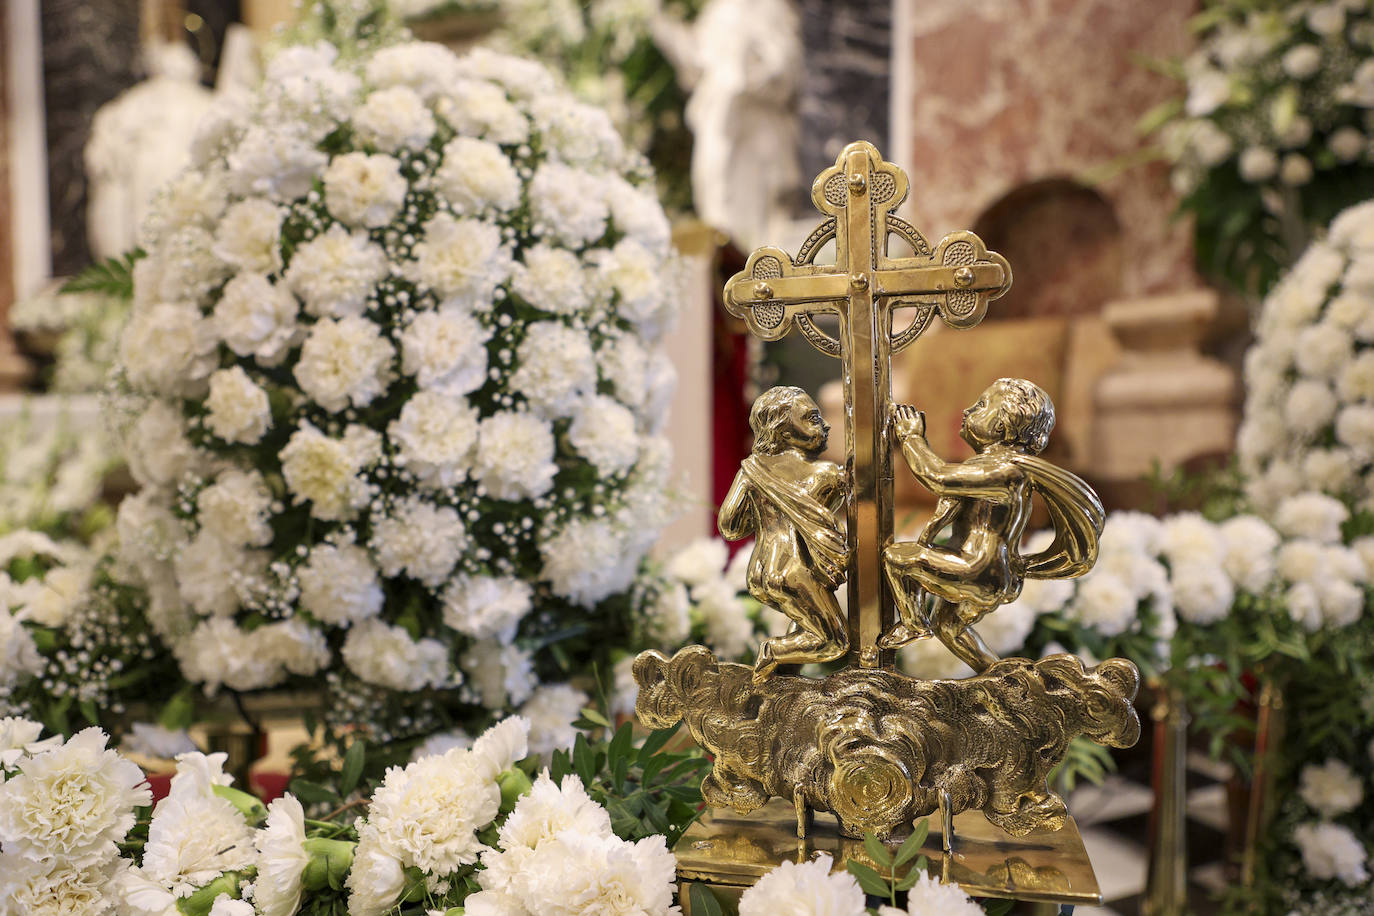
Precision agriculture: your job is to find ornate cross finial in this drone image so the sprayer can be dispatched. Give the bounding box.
[721,140,1012,666]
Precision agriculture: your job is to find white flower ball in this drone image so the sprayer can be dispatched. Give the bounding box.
[323,152,407,228]
[352,85,436,152]
[298,539,384,626]
[474,411,558,501]
[213,273,300,366]
[294,315,395,413]
[390,390,480,487]
[442,575,533,643]
[205,366,272,444]
[434,137,521,215]
[341,618,451,691]
[286,224,389,319]
[568,395,639,476]
[510,322,597,418]
[213,197,282,273]
[370,497,468,586]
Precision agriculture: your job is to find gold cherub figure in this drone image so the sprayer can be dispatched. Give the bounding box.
[719,386,850,682]
[880,378,1104,672]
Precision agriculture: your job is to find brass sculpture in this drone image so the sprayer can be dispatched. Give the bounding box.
[633,141,1139,849]
[880,383,1104,671]
[719,386,849,681]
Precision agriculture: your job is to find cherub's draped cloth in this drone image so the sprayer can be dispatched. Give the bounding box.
[740,455,849,588]
[1012,454,1105,580]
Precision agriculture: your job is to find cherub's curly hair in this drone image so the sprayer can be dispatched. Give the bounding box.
[985,378,1055,454]
[750,386,810,455]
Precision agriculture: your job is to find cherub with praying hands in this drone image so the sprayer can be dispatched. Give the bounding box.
[880,378,1105,672]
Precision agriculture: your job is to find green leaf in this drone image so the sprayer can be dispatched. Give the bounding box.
[893,823,926,868]
[573,733,597,789]
[862,833,893,869]
[608,721,635,765]
[638,724,678,761]
[581,707,612,728]
[289,779,341,807]
[339,739,365,797]
[845,860,892,898]
[60,249,145,299]
[688,882,725,916]
[983,899,1015,916]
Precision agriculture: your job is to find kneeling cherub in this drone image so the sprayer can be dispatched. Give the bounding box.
[880,378,1104,672]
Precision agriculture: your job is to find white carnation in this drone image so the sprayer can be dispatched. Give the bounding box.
[592,238,662,325]
[212,273,300,366]
[739,853,865,916]
[1217,515,1280,593]
[1067,571,1137,637]
[279,422,381,521]
[345,823,407,916]
[262,618,331,677]
[975,598,1038,656]
[529,162,608,246]
[1302,447,1359,496]
[1160,512,1225,568]
[1293,821,1369,887]
[286,224,388,318]
[323,152,407,228]
[435,137,521,215]
[1170,560,1234,625]
[213,197,282,273]
[205,366,272,444]
[141,753,256,894]
[510,322,597,417]
[1337,404,1374,458]
[371,497,468,586]
[644,581,691,647]
[1238,146,1277,182]
[173,531,264,618]
[228,125,327,201]
[1284,379,1339,436]
[125,400,198,490]
[569,395,640,476]
[461,640,537,708]
[1295,322,1355,379]
[1,859,119,915]
[512,243,592,315]
[0,727,150,867]
[540,518,638,606]
[435,79,529,145]
[665,538,729,589]
[399,307,491,397]
[120,302,218,396]
[528,94,623,167]
[474,411,557,501]
[1278,539,1328,584]
[879,873,983,916]
[352,85,436,152]
[1299,758,1364,818]
[696,578,755,659]
[442,575,532,642]
[389,390,480,487]
[598,332,648,407]
[1338,350,1374,401]
[253,794,309,916]
[1286,582,1324,631]
[294,315,395,412]
[197,469,273,548]
[604,174,671,254]
[519,684,588,759]
[298,539,383,626]
[341,618,451,691]
[366,747,499,876]
[1274,492,1349,543]
[1319,578,1364,628]
[496,772,611,856]
[489,830,676,916]
[364,42,464,102]
[406,213,512,308]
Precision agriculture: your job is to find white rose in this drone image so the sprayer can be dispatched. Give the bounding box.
[399,307,491,397]
[294,315,395,413]
[197,469,273,548]
[298,539,383,626]
[323,152,407,228]
[370,497,468,586]
[442,575,532,643]
[389,390,481,487]
[342,618,452,691]
[474,411,557,501]
[286,224,389,318]
[213,273,300,366]
[435,137,521,215]
[405,213,512,309]
[120,302,218,396]
[213,197,283,273]
[351,86,436,152]
[205,366,272,444]
[279,422,381,521]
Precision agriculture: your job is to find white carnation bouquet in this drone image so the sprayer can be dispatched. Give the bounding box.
[1156,0,1374,296]
[112,34,682,746]
[1238,199,1374,515]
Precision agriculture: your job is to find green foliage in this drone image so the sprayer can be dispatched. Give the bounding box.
[59,249,144,300]
[846,819,931,907]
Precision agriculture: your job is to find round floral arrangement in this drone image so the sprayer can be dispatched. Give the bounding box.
[1237,199,1374,516]
[112,36,681,746]
[1159,0,1374,296]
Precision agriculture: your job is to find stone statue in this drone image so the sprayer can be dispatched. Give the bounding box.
[718,385,848,681]
[881,380,1104,672]
[652,0,801,250]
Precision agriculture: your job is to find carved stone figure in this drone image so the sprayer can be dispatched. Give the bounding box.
[880,380,1104,671]
[719,386,848,681]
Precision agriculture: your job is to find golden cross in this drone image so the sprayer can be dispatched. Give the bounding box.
[723,140,1011,668]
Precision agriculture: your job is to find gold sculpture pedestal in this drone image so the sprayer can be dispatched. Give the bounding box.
[676,799,1101,915]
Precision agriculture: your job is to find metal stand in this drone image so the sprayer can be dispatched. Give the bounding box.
[675,799,1103,914]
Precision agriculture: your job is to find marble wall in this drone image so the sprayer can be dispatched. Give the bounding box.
[899,0,1198,299]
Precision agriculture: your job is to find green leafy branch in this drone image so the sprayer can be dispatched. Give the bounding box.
[59,249,144,300]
